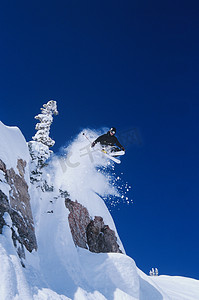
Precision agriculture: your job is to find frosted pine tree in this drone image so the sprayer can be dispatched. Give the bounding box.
[149,268,159,276]
[32,100,58,147]
[28,100,58,186]
[155,268,159,276]
[149,268,155,276]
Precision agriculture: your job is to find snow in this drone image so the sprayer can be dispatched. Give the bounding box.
[150,275,199,300]
[0,122,199,300]
[0,121,30,175]
[78,249,139,299]
[0,222,33,300]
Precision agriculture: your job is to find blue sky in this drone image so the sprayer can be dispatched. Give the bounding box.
[1,1,199,279]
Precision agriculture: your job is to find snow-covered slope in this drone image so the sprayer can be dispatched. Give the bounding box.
[0,122,199,300]
[150,275,199,300]
[0,121,30,178]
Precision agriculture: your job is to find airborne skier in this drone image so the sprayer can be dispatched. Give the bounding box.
[91,127,125,153]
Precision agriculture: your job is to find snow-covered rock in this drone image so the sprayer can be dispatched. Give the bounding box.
[0,121,37,266]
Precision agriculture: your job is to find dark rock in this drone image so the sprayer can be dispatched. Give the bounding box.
[65,198,122,254]
[86,216,122,253]
[0,159,6,173]
[17,159,26,177]
[65,198,90,249]
[0,190,9,234]
[0,158,37,263]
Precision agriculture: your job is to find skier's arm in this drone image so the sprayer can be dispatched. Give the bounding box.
[91,134,106,147]
[115,138,125,151]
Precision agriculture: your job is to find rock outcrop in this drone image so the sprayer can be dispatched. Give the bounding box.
[65,198,122,253]
[65,198,90,249]
[86,216,122,253]
[0,158,37,263]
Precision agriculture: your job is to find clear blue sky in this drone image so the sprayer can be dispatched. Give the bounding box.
[1,1,199,279]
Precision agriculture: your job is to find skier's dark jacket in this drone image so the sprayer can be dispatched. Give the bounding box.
[92,131,124,149]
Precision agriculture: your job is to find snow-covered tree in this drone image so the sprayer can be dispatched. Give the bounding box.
[149,268,155,276]
[149,268,159,276]
[28,100,58,186]
[155,268,159,276]
[32,100,58,147]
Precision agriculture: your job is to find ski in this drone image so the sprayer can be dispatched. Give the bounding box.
[101,150,121,164]
[108,150,125,157]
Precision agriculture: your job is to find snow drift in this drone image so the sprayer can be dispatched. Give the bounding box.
[0,121,199,300]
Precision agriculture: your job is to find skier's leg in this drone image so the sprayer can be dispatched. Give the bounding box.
[110,146,120,153]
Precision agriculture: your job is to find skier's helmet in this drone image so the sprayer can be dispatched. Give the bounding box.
[110,127,116,134]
